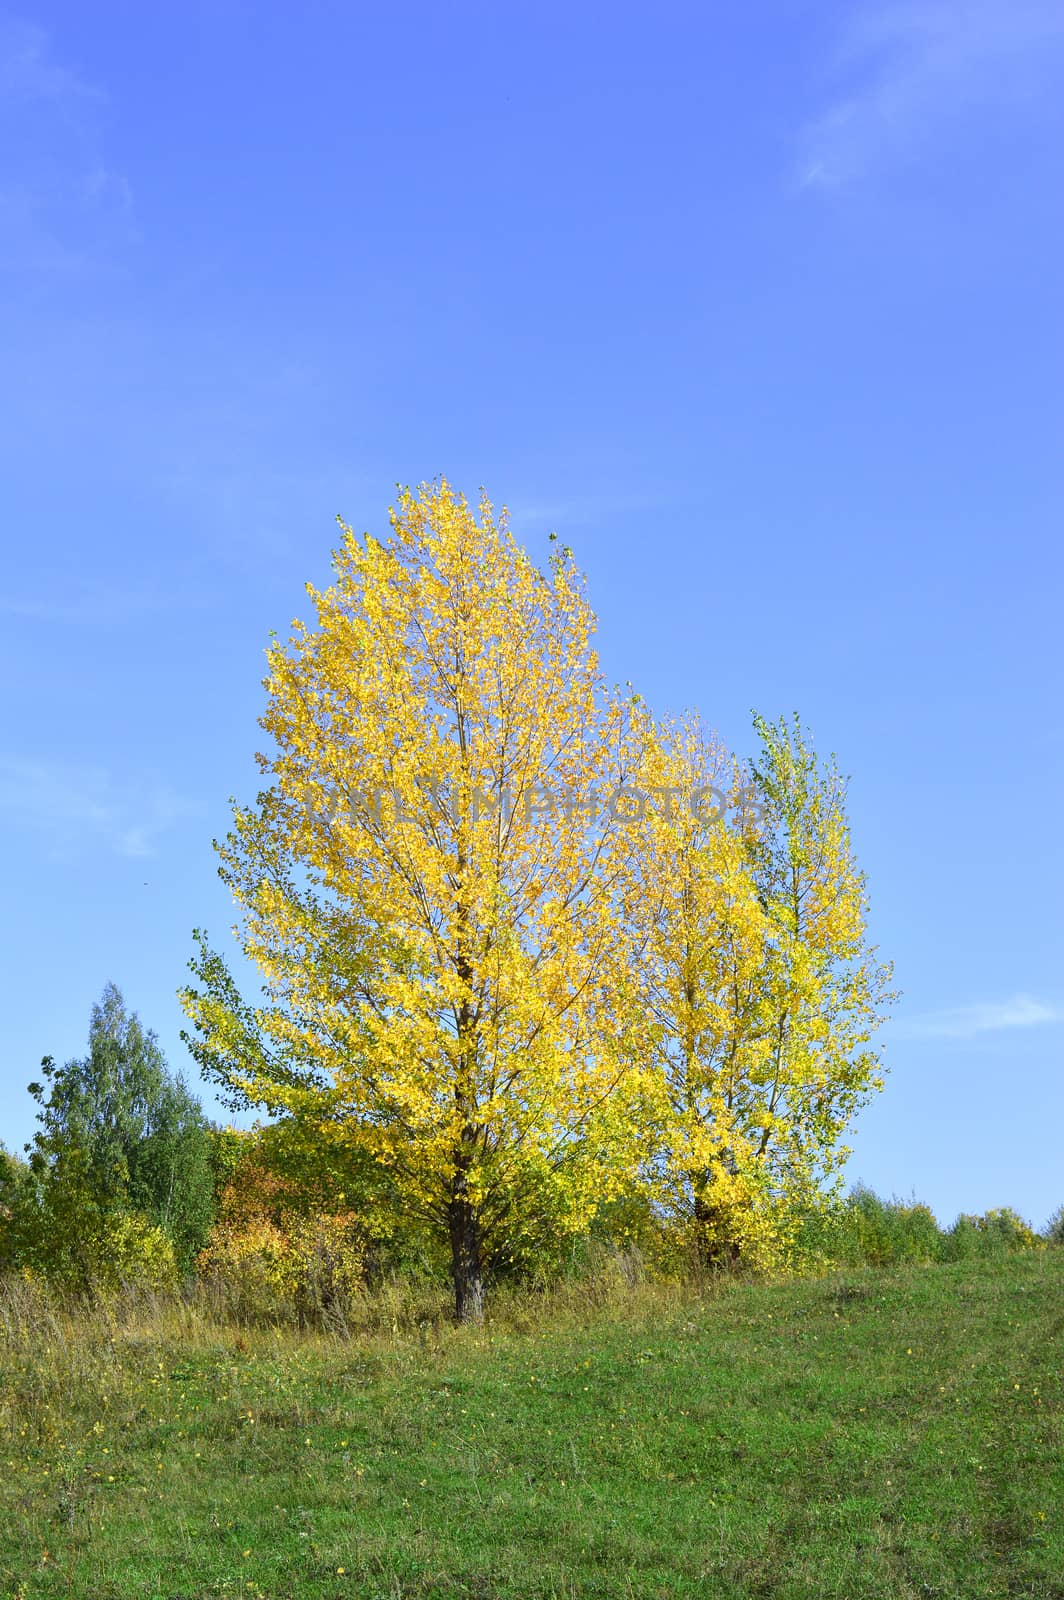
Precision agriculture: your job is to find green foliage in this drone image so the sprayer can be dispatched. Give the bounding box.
[941,1206,1045,1261]
[787,1186,1046,1272]
[97,1213,181,1291]
[206,1123,252,1208]
[1045,1205,1064,1246]
[839,1186,943,1267]
[14,984,215,1285]
[0,1146,34,1274]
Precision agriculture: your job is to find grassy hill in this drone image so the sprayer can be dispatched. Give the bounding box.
[2,1252,1062,1598]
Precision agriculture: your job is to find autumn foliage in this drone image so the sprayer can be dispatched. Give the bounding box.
[197,1132,364,1323]
[5,485,1057,1325]
[180,480,895,1319]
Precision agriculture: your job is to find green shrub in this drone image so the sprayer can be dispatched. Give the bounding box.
[942,1207,1043,1261]
[100,1213,179,1291]
[819,1186,941,1267]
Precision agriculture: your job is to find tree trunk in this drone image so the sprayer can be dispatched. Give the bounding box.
[450,875,484,1323]
[449,1192,485,1323]
[693,1182,741,1272]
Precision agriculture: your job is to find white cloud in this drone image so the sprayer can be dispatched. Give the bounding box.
[0,17,101,111]
[0,18,135,277]
[895,993,1063,1040]
[504,489,659,533]
[798,0,1064,188]
[0,759,200,859]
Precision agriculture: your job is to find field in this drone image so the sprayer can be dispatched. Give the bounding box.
[2,1253,1062,1599]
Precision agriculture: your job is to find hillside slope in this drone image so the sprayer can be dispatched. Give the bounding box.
[2,1254,1062,1598]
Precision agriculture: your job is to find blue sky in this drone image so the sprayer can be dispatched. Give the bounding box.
[2,1,1062,1227]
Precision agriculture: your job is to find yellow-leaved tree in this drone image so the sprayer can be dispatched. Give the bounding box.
[625,712,894,1267]
[181,481,647,1320]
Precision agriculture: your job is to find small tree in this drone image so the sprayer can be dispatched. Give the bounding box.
[741,713,895,1214]
[22,984,215,1285]
[626,713,894,1265]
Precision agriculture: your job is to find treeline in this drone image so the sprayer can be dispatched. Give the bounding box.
[1,984,1059,1326]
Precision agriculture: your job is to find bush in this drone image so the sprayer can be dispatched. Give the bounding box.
[787,1189,1048,1273]
[941,1207,1043,1261]
[98,1213,179,1291]
[197,1141,365,1326]
[810,1187,942,1268]
[1,1204,177,1295]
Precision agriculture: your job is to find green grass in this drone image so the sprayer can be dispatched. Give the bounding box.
[2,1253,1062,1598]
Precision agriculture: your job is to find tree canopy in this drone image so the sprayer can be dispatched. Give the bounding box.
[182,480,894,1318]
